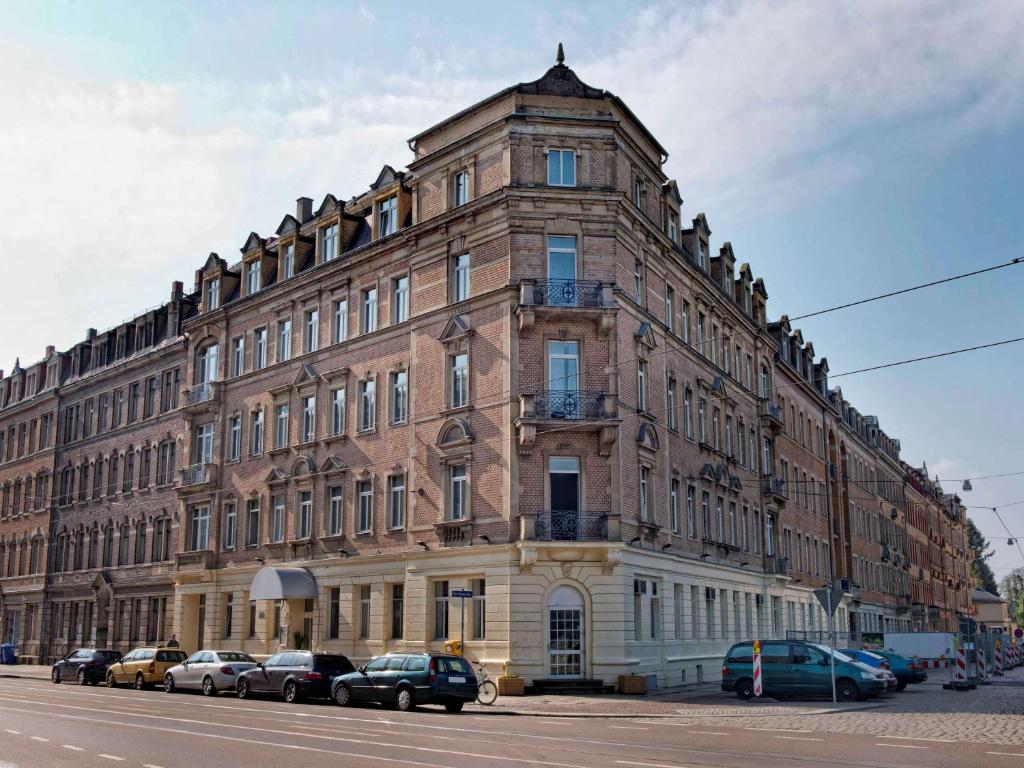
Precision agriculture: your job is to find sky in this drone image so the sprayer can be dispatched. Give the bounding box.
[1,0,1022,581]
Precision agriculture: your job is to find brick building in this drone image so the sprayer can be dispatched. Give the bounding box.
[0,49,974,678]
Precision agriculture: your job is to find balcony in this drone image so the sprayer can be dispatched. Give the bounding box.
[762,474,788,504]
[759,400,785,434]
[517,391,618,457]
[183,381,221,414]
[175,549,215,570]
[178,463,217,491]
[765,554,790,577]
[515,279,616,333]
[521,510,617,542]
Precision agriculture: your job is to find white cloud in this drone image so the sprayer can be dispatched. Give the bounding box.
[358,3,376,24]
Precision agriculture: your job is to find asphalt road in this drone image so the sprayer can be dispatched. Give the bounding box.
[0,676,1016,768]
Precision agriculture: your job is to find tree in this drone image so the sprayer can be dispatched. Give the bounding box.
[1000,568,1024,626]
[968,517,999,595]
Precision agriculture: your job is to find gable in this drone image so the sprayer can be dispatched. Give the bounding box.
[371,165,398,190]
[315,193,340,217]
[276,214,299,237]
[292,363,319,387]
[439,314,472,342]
[241,231,265,254]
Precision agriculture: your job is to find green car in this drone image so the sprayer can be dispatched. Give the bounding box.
[331,652,478,713]
[722,640,887,701]
[872,650,927,690]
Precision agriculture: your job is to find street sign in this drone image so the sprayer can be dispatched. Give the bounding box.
[813,587,844,616]
[1016,628,1023,639]
[451,589,473,598]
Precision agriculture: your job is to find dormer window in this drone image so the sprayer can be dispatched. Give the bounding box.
[546,149,576,186]
[283,243,295,279]
[378,195,398,238]
[668,211,678,243]
[205,278,220,312]
[453,170,469,207]
[697,241,707,271]
[322,223,339,263]
[246,261,260,294]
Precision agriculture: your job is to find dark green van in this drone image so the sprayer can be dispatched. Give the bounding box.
[331,652,478,713]
[722,640,886,701]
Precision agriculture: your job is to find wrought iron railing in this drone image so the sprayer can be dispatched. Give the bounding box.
[532,279,606,308]
[534,510,608,541]
[761,400,785,426]
[186,382,216,406]
[765,554,790,576]
[529,390,606,419]
[762,475,788,499]
[180,463,211,486]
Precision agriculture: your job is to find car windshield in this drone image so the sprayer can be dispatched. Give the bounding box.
[861,651,885,662]
[811,643,854,663]
[314,656,355,675]
[217,652,255,663]
[438,657,472,674]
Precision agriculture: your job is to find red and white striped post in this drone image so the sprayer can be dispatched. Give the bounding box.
[995,640,1004,676]
[978,646,987,680]
[753,639,763,698]
[954,646,968,687]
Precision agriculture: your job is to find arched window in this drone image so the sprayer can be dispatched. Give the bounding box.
[547,585,586,679]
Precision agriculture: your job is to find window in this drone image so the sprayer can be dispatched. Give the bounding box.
[448,464,467,520]
[328,486,342,536]
[471,579,486,640]
[378,195,398,237]
[189,506,210,551]
[198,345,219,385]
[684,387,694,438]
[634,260,644,303]
[712,408,721,450]
[274,404,289,449]
[277,319,291,363]
[686,485,696,538]
[637,360,648,413]
[358,585,371,640]
[246,500,260,547]
[301,395,316,443]
[328,587,340,640]
[297,491,312,539]
[546,148,575,186]
[665,284,675,332]
[639,466,652,521]
[304,309,319,353]
[449,353,468,409]
[357,481,372,533]
[668,210,678,242]
[433,581,449,639]
[453,169,469,206]
[228,416,241,461]
[330,388,346,436]
[333,299,348,343]
[633,177,642,207]
[696,312,706,356]
[729,501,737,546]
[388,474,405,529]
[231,337,244,377]
[358,379,375,431]
[223,502,236,550]
[392,276,409,323]
[144,377,157,418]
[667,378,678,430]
[206,277,220,311]
[246,260,260,294]
[390,584,404,639]
[322,223,339,263]
[701,491,711,539]
[670,479,680,533]
[452,253,470,303]
[271,495,285,542]
[390,371,407,424]
[697,240,707,271]
[716,496,725,543]
[254,328,267,370]
[224,594,234,639]
[250,410,264,455]
[282,243,294,279]
[361,288,377,333]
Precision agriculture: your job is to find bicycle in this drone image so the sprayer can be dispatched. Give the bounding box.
[476,664,498,705]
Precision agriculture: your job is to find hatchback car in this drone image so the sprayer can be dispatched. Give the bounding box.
[164,650,258,696]
[839,649,897,691]
[873,650,927,690]
[106,647,188,690]
[722,640,886,701]
[331,652,478,713]
[51,648,122,686]
[236,651,354,703]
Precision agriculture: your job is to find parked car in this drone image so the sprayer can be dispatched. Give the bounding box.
[839,649,898,691]
[106,647,188,690]
[51,648,122,685]
[872,650,927,690]
[164,650,258,696]
[236,651,354,703]
[331,652,478,713]
[722,640,887,702]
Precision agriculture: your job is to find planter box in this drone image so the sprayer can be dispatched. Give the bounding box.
[618,674,647,695]
[498,676,525,696]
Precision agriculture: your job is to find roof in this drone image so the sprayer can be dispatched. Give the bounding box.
[249,566,318,600]
[972,589,1004,604]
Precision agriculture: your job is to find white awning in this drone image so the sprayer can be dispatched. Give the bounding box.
[249,566,318,600]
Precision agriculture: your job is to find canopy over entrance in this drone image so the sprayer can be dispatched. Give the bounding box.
[249,566,318,600]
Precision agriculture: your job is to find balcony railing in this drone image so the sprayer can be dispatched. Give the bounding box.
[527,390,608,420]
[762,474,788,501]
[760,400,785,432]
[529,279,609,308]
[534,510,608,541]
[765,554,790,576]
[186,382,216,406]
[175,549,214,570]
[180,463,212,487]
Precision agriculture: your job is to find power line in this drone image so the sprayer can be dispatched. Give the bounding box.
[966,499,1024,511]
[788,257,1022,322]
[948,470,1024,482]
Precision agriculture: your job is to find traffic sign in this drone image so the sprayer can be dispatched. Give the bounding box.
[451,589,473,598]
[813,587,844,616]
[1015,628,1023,639]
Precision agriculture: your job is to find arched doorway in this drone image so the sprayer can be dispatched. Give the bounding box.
[547,585,586,678]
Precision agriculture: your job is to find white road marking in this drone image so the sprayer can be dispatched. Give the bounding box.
[774,736,822,742]
[877,743,927,749]
[617,761,695,768]
[883,735,957,743]
[987,752,1024,758]
[3,728,19,734]
[538,719,574,724]
[144,764,167,768]
[62,745,85,751]
[97,755,126,761]
[609,725,649,731]
[689,731,728,736]
[30,735,49,742]
[746,727,813,733]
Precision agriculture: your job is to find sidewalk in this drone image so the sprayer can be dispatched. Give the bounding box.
[0,664,50,680]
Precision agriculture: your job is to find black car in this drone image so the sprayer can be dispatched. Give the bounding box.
[52,648,122,685]
[331,653,478,713]
[236,651,354,703]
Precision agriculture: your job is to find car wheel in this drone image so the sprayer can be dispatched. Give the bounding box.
[836,678,859,702]
[895,681,908,692]
[283,680,299,704]
[77,668,87,686]
[106,671,118,688]
[236,679,250,699]
[735,677,754,700]
[333,684,352,707]
[134,673,147,691]
[396,687,414,712]
[164,673,176,693]
[51,668,61,684]
[444,700,465,714]
[202,676,217,697]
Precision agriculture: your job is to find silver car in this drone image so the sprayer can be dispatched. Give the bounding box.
[164,650,258,696]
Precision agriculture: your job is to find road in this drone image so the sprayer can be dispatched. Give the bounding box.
[0,676,1017,768]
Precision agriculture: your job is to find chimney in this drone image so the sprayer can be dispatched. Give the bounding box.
[171,280,183,299]
[45,345,55,357]
[168,281,184,336]
[0,370,4,381]
[297,197,313,223]
[86,328,97,341]
[194,268,203,294]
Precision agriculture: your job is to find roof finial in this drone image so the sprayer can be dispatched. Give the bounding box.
[556,42,565,65]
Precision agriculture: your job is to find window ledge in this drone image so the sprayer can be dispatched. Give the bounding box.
[267,447,289,457]
[324,433,348,446]
[442,404,472,416]
[293,440,319,450]
[356,426,378,437]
